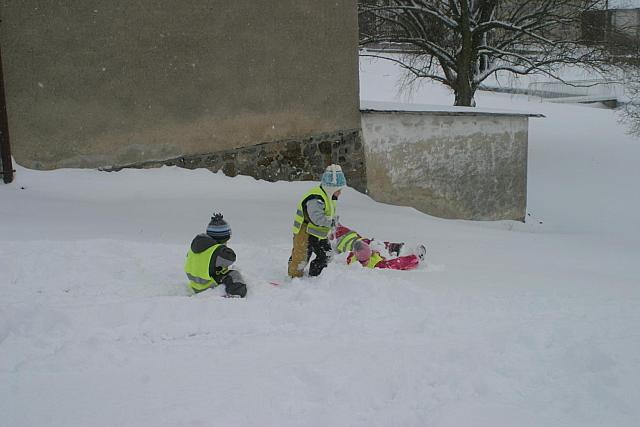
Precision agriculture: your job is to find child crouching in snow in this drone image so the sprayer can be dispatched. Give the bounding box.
[184,213,247,297]
[330,224,426,270]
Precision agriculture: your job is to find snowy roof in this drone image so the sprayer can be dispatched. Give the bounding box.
[361,100,545,118]
[608,0,640,9]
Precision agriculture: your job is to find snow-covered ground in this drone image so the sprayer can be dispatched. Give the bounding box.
[1,58,639,426]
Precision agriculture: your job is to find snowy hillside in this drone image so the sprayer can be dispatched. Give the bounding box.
[1,58,640,426]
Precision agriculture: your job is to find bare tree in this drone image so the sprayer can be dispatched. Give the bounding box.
[619,65,640,136]
[359,0,612,106]
[609,9,640,137]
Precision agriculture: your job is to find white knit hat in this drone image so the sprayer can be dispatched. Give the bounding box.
[320,164,347,195]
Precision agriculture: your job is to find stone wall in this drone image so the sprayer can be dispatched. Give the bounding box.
[1,0,361,170]
[104,129,367,193]
[362,109,535,221]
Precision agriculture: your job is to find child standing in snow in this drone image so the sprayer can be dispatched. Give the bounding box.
[184,213,247,297]
[330,224,426,270]
[288,164,346,278]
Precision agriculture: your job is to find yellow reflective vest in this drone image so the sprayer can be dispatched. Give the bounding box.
[184,244,221,292]
[335,230,361,254]
[292,186,336,239]
[348,251,385,269]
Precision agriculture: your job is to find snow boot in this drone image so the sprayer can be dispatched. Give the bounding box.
[387,242,404,257]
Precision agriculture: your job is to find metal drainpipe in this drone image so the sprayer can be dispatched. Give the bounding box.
[0,39,15,184]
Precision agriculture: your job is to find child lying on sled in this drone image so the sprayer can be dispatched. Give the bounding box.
[329,224,426,270]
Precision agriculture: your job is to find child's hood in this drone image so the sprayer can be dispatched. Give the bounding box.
[191,233,219,253]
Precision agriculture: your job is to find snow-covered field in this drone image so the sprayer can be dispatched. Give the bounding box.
[1,58,639,426]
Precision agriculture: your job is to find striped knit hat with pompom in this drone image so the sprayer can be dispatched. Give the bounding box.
[206,213,231,242]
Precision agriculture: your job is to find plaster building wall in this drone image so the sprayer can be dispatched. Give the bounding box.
[0,1,361,176]
[362,110,531,221]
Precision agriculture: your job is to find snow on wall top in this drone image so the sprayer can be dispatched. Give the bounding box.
[360,100,544,118]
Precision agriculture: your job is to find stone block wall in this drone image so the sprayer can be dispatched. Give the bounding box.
[104,129,367,193]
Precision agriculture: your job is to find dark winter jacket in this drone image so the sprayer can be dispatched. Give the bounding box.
[190,233,237,284]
